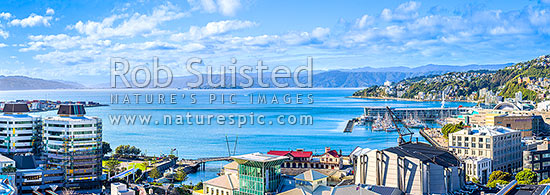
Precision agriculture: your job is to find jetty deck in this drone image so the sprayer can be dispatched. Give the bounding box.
[364,107,469,121]
[343,119,355,133]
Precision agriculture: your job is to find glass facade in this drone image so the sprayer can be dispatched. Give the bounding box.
[233,158,286,195]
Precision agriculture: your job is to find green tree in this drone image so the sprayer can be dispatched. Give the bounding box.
[516,169,537,185]
[441,122,465,138]
[487,180,510,188]
[1,165,16,173]
[193,182,203,191]
[488,171,512,183]
[149,167,161,179]
[471,177,479,184]
[104,158,121,175]
[102,141,112,155]
[539,178,550,184]
[175,170,188,182]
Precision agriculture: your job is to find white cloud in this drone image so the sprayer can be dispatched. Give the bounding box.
[10,13,52,27]
[311,27,330,40]
[381,1,420,21]
[46,8,55,15]
[218,0,241,16]
[0,29,8,39]
[0,12,11,20]
[171,20,256,41]
[69,4,187,39]
[0,43,7,48]
[355,14,373,29]
[187,0,241,16]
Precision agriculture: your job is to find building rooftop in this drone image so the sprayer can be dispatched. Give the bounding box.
[268,150,313,158]
[2,103,29,113]
[231,152,288,163]
[57,104,86,115]
[204,174,239,190]
[329,184,404,195]
[294,170,328,181]
[384,142,460,168]
[454,126,518,136]
[223,161,238,170]
[0,155,14,163]
[350,147,374,157]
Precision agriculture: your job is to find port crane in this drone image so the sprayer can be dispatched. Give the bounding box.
[385,106,414,145]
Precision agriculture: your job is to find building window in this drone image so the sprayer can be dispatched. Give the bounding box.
[534,163,541,171]
[543,153,550,158]
[535,155,541,161]
[543,162,550,167]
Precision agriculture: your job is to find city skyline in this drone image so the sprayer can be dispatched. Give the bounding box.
[0,0,549,85]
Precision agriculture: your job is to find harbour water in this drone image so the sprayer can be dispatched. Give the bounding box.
[0,88,474,184]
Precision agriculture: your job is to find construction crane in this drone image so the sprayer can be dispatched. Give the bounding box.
[385,106,414,145]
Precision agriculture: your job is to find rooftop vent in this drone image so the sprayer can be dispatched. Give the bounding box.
[2,103,30,114]
[57,104,86,116]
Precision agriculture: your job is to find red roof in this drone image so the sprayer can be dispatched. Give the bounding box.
[324,150,340,158]
[267,150,313,158]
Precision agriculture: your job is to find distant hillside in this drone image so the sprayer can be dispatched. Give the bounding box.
[0,76,84,90]
[97,63,512,88]
[353,55,550,101]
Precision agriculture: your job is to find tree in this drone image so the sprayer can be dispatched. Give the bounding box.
[487,179,510,188]
[470,177,479,184]
[102,141,112,155]
[105,158,121,176]
[175,170,188,182]
[488,171,512,183]
[115,145,142,157]
[539,178,550,184]
[441,122,465,138]
[193,182,203,191]
[1,165,16,173]
[149,167,161,179]
[516,169,537,185]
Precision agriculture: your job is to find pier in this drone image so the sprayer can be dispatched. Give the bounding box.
[343,119,355,133]
[364,107,469,121]
[178,156,232,172]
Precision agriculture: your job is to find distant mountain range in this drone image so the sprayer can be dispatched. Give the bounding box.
[0,76,84,90]
[1,63,512,90]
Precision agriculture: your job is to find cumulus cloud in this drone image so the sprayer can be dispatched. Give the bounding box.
[188,0,241,16]
[46,8,55,15]
[68,4,187,39]
[0,12,11,20]
[381,1,421,21]
[10,13,52,27]
[171,20,256,41]
[0,29,8,39]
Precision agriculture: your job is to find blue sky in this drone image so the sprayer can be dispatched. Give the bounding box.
[0,0,549,85]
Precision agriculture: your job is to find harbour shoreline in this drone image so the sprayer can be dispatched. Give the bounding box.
[346,95,478,103]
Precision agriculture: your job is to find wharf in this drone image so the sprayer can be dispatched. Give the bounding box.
[364,107,469,121]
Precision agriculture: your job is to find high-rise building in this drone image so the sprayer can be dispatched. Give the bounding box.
[232,153,288,195]
[43,104,103,189]
[0,103,42,155]
[449,126,522,173]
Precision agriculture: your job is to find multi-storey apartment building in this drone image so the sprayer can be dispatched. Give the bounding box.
[523,139,550,181]
[43,104,103,189]
[0,103,42,155]
[449,126,522,173]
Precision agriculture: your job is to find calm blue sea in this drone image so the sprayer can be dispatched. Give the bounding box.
[0,88,474,184]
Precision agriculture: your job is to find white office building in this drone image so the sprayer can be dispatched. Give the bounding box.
[0,103,42,155]
[43,104,103,189]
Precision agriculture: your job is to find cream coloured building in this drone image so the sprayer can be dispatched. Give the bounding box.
[449,126,522,173]
[462,157,492,184]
